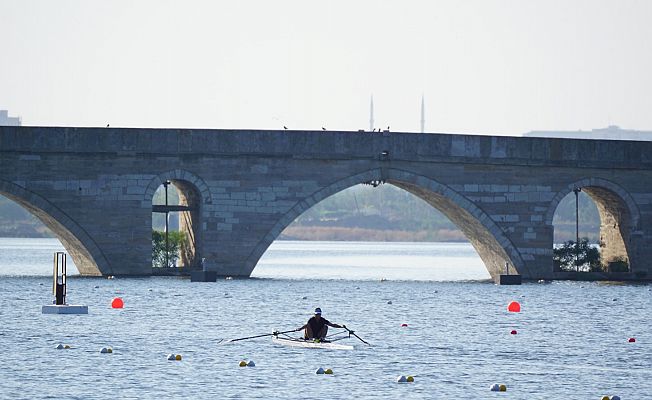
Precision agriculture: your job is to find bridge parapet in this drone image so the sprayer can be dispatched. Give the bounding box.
[2,126,652,169]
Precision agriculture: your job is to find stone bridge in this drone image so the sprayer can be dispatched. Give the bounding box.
[1,126,651,280]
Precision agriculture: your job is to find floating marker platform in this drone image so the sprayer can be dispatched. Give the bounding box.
[42,252,88,314]
[496,262,522,285]
[42,304,88,314]
[496,274,522,285]
[190,270,217,282]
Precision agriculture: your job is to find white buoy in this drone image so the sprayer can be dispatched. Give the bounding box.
[247,360,256,367]
[490,383,500,391]
[397,375,407,383]
[56,344,64,350]
[316,367,325,374]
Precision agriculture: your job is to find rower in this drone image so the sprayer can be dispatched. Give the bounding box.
[297,307,344,342]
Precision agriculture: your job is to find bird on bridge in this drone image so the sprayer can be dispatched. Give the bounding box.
[106,124,109,127]
[283,126,288,130]
[322,127,326,131]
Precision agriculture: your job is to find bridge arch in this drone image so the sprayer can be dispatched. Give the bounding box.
[144,170,212,207]
[245,168,527,279]
[546,177,640,269]
[146,170,209,268]
[0,180,110,275]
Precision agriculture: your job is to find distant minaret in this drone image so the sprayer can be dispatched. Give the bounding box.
[420,94,425,133]
[369,95,374,131]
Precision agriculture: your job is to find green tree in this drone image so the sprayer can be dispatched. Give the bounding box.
[553,238,602,272]
[152,230,187,268]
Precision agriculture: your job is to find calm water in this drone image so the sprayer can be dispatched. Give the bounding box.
[0,238,650,399]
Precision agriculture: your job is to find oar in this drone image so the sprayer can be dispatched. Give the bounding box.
[226,329,298,343]
[343,325,371,346]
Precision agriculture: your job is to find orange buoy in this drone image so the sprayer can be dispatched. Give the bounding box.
[628,337,636,343]
[507,301,521,313]
[111,297,124,308]
[510,330,517,335]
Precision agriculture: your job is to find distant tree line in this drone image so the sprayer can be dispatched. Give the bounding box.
[287,184,600,243]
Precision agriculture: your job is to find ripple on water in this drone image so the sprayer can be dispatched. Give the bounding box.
[1,241,651,399]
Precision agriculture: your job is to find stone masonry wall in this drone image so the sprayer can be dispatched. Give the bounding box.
[1,127,650,279]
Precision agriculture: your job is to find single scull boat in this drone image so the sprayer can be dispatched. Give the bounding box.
[272,336,354,350]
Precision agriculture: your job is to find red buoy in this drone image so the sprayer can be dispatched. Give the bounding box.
[507,301,521,313]
[628,337,636,343]
[401,323,408,327]
[111,297,124,309]
[510,330,517,335]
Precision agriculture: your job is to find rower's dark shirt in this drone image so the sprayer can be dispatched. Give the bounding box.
[308,316,331,333]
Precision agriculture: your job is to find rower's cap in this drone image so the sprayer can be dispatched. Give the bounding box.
[314,307,322,315]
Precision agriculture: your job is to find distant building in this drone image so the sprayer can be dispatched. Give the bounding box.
[0,110,21,126]
[523,125,652,141]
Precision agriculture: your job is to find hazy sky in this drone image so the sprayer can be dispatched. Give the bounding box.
[1,0,651,135]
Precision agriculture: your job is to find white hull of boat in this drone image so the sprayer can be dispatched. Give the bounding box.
[272,336,354,350]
